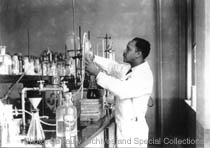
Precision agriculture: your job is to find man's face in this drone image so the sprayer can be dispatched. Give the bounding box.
[123,41,137,63]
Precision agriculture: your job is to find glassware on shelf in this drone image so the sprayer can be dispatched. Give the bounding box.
[34,58,42,75]
[50,62,58,76]
[23,56,31,75]
[42,62,48,76]
[18,53,23,74]
[11,54,20,75]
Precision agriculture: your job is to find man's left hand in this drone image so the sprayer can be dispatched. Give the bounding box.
[85,57,100,76]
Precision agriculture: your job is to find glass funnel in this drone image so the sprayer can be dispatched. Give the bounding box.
[26,98,45,143]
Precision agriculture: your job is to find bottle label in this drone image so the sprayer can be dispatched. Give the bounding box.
[64,115,77,135]
[56,121,65,137]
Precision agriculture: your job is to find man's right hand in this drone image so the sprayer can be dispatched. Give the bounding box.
[84,53,94,62]
[85,56,100,76]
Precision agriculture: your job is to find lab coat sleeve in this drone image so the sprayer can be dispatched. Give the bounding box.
[96,71,153,99]
[94,56,130,79]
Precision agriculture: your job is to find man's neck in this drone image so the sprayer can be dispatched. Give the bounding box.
[130,60,145,68]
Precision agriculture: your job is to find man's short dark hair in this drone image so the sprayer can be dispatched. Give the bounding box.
[132,37,151,59]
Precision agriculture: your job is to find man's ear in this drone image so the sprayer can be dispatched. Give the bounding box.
[136,51,142,58]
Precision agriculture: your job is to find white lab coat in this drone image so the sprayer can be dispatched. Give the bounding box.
[94,56,153,148]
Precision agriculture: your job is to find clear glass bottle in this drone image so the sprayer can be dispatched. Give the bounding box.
[1,105,16,146]
[56,97,66,138]
[34,58,42,75]
[18,54,23,74]
[23,56,30,75]
[52,61,58,76]
[11,54,20,75]
[63,92,78,148]
[56,92,78,147]
[42,62,48,76]
[4,53,12,75]
[29,56,35,75]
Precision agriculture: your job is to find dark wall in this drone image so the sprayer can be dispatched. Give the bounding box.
[0,0,155,63]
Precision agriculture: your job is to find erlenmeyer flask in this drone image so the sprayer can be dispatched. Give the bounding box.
[26,111,45,143]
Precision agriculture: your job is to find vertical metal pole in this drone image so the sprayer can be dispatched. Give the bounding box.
[27,28,30,56]
[72,0,77,86]
[104,127,109,148]
[79,26,84,99]
[88,31,90,40]
[79,26,82,75]
[105,34,108,58]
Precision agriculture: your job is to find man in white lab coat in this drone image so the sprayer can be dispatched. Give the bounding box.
[85,37,153,148]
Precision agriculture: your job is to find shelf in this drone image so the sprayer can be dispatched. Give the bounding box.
[0,75,51,83]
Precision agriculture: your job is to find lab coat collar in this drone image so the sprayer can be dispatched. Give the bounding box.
[131,61,149,72]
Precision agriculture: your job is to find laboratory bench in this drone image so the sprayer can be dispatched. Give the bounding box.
[2,115,115,148]
[43,115,116,148]
[78,115,115,148]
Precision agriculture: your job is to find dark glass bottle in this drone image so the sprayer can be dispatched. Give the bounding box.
[87,75,100,99]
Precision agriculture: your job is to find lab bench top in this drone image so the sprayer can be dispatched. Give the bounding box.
[2,115,115,148]
[78,115,115,147]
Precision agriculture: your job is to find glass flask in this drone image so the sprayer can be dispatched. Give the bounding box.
[26,111,45,143]
[26,97,45,143]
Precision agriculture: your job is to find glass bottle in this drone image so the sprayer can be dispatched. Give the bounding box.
[63,92,78,148]
[1,105,16,146]
[3,53,12,75]
[34,58,42,75]
[56,92,78,146]
[29,56,35,75]
[51,61,58,77]
[23,56,30,75]
[56,97,66,138]
[42,62,47,76]
[87,75,100,99]
[18,54,23,74]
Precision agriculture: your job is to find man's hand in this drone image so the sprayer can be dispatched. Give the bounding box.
[84,53,94,62]
[85,55,100,76]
